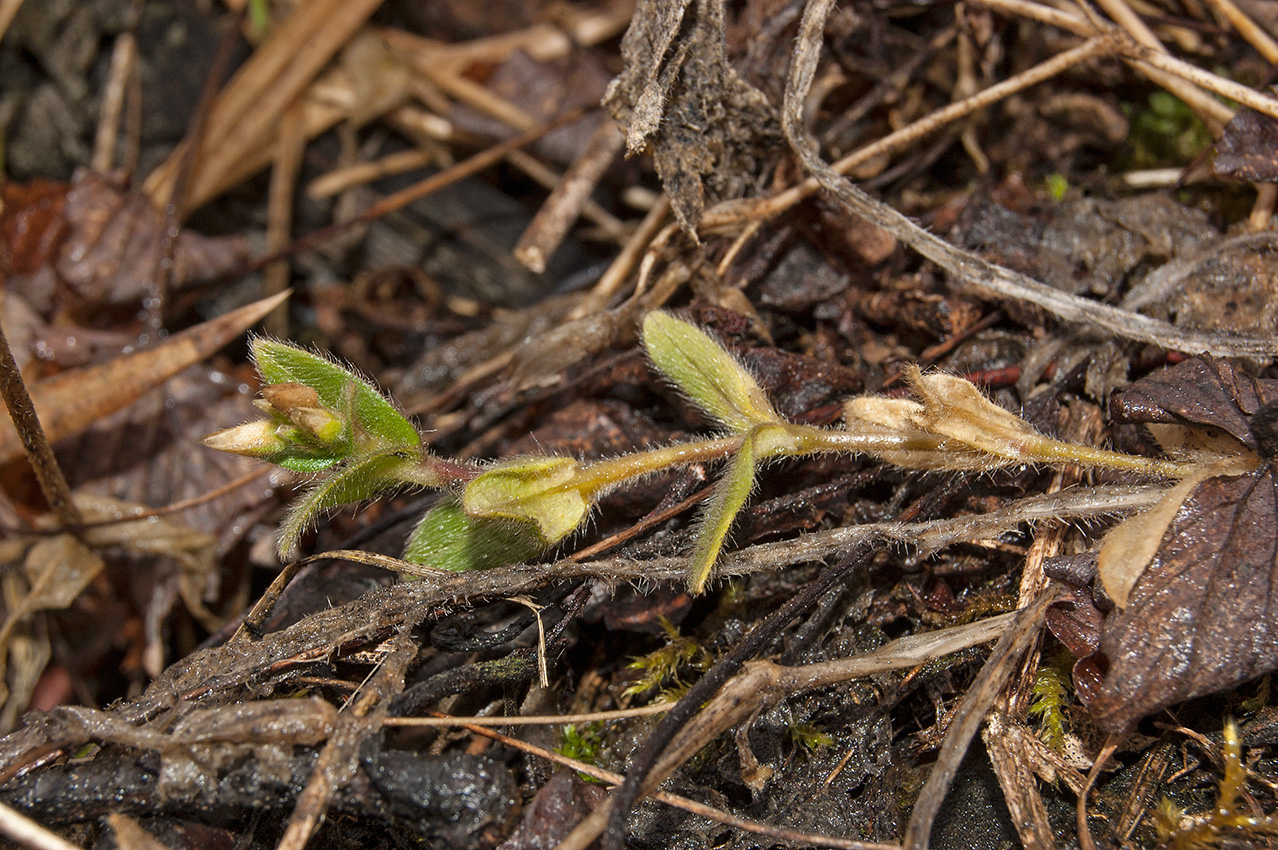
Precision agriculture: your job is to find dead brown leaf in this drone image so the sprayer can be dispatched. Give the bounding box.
[1,171,250,310]
[1080,466,1278,732]
[0,291,289,465]
[1110,356,1278,455]
[1213,105,1278,182]
[1077,358,1278,732]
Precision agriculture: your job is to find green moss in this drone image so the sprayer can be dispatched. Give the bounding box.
[1027,654,1073,752]
[789,722,834,753]
[1044,172,1070,201]
[622,618,712,701]
[1125,91,1213,169]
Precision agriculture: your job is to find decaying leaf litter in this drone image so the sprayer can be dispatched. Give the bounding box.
[4,0,1278,848]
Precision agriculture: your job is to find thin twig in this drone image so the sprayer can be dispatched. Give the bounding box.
[902,588,1064,848]
[306,147,438,198]
[564,546,878,850]
[91,33,136,174]
[505,148,630,244]
[275,630,416,850]
[9,467,274,536]
[570,195,672,319]
[235,107,588,276]
[386,703,671,727]
[1201,0,1278,63]
[0,323,81,527]
[779,0,1278,357]
[453,713,897,850]
[0,801,84,850]
[514,117,627,273]
[263,98,307,338]
[702,35,1116,232]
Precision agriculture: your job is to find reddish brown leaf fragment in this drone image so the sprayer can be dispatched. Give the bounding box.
[1110,357,1278,453]
[0,179,71,276]
[1044,585,1103,660]
[498,769,607,850]
[1081,466,1278,732]
[1213,107,1278,183]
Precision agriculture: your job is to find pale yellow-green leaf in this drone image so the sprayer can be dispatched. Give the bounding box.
[463,457,588,544]
[642,311,780,432]
[1097,454,1257,607]
[687,433,758,594]
[202,420,290,458]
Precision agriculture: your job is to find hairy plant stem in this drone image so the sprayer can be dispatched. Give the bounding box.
[552,422,1195,506]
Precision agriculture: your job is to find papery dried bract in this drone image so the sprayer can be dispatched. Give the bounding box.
[907,368,1038,461]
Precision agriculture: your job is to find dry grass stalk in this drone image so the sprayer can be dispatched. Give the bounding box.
[702,34,1115,234]
[570,196,673,319]
[515,117,628,272]
[91,33,137,174]
[0,0,25,45]
[144,0,383,211]
[1203,0,1278,62]
[306,148,438,199]
[263,100,308,338]
[1090,0,1229,130]
[0,800,85,850]
[0,321,81,528]
[453,712,893,850]
[275,631,416,850]
[778,3,1278,356]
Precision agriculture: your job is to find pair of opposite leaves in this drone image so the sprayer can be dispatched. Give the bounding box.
[206,312,811,590]
[206,311,1184,594]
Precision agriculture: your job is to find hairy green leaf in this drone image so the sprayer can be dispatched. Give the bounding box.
[277,451,416,557]
[687,432,759,594]
[250,338,420,453]
[642,311,780,432]
[403,496,545,572]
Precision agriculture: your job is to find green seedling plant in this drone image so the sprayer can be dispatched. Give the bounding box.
[206,314,1198,592]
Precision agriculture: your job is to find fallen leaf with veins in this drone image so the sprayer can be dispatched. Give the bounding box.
[1079,357,1278,731]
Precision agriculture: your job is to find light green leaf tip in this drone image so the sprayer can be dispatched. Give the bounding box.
[686,432,759,594]
[462,456,588,544]
[641,311,780,432]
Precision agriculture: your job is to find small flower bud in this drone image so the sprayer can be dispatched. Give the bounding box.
[201,420,289,458]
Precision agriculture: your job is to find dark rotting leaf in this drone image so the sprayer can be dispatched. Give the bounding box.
[1250,400,1278,460]
[1080,467,1278,732]
[362,748,519,846]
[1110,356,1278,452]
[1213,105,1278,183]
